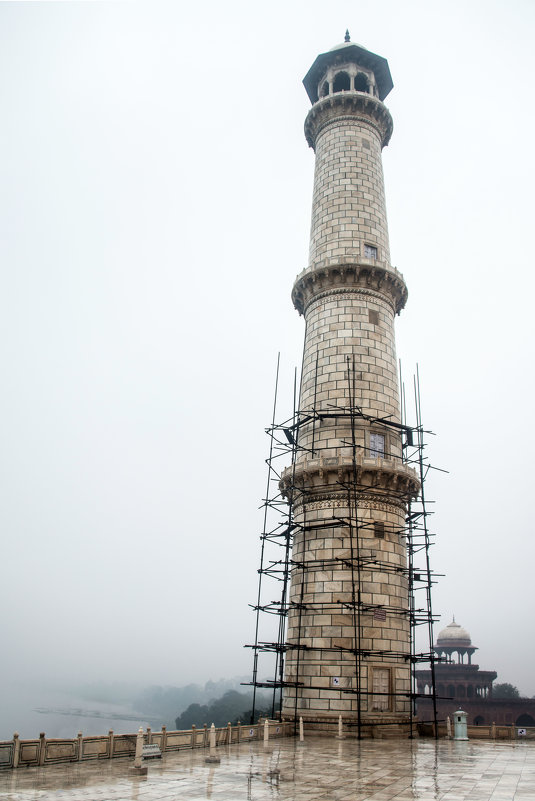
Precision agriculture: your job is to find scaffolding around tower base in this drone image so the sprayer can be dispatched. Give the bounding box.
[245,358,441,738]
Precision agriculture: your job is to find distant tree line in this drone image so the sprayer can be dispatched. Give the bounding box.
[492,683,520,699]
[132,678,248,724]
[175,690,272,729]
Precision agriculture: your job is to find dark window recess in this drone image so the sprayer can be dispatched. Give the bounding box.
[321,81,329,97]
[374,521,385,539]
[364,244,378,259]
[333,71,350,92]
[354,73,369,92]
[369,309,379,325]
[362,138,371,149]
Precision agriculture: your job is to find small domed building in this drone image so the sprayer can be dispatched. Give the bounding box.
[415,618,535,727]
[435,619,477,664]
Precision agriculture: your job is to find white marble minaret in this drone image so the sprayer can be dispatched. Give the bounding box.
[280,34,419,734]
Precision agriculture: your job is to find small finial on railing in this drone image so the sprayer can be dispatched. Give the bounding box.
[345,29,350,42]
[205,722,220,764]
[131,726,147,774]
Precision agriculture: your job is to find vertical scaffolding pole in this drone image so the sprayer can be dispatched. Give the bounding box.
[250,353,280,725]
[415,366,438,738]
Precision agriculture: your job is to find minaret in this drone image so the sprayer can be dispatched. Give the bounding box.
[280,34,420,734]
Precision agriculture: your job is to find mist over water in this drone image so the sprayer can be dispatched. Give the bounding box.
[0,677,255,741]
[1,685,159,741]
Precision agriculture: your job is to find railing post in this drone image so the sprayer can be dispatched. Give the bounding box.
[237,721,241,743]
[161,725,167,752]
[13,733,20,769]
[205,723,220,764]
[191,724,196,748]
[264,719,269,743]
[39,733,46,766]
[77,731,83,761]
[146,726,152,744]
[131,726,147,774]
[227,722,232,745]
[134,727,143,768]
[108,729,114,759]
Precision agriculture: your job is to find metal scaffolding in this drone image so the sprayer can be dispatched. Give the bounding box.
[245,355,443,738]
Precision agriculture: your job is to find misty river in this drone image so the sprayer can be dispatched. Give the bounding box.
[1,687,162,741]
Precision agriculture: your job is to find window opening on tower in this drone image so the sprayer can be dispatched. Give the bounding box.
[368,309,379,326]
[369,432,385,458]
[354,73,369,92]
[374,521,385,539]
[333,71,350,92]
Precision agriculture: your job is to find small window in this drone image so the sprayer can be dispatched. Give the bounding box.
[372,668,390,711]
[364,244,377,259]
[374,521,385,539]
[369,433,385,458]
[368,309,379,325]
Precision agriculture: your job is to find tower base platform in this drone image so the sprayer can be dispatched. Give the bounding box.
[282,715,416,739]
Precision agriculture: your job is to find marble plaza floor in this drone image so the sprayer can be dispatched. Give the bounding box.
[0,736,534,801]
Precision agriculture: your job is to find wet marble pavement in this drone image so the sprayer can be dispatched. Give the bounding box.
[0,737,534,800]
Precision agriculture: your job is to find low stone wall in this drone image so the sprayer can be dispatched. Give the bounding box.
[420,721,535,741]
[0,721,293,771]
[467,723,535,741]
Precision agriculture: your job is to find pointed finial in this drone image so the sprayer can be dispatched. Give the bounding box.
[344,29,351,43]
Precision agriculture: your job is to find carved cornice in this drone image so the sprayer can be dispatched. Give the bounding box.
[304,93,393,150]
[280,455,420,509]
[292,261,408,316]
[296,494,405,516]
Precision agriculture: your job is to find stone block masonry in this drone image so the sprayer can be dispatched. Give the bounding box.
[280,38,419,733]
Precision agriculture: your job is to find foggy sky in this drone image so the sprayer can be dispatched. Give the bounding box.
[1,0,534,700]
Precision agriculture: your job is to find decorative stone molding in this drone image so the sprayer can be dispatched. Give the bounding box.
[304,93,394,150]
[280,455,420,507]
[292,262,408,316]
[298,494,405,516]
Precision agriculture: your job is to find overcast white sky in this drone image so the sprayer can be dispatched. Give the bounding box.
[1,0,534,701]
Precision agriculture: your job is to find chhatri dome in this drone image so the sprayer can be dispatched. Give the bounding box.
[303,29,394,104]
[437,618,472,647]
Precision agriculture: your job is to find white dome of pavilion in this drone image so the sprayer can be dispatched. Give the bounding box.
[436,619,472,646]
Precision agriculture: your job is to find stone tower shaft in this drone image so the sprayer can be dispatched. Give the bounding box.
[280,39,419,733]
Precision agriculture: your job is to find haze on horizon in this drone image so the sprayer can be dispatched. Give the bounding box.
[1,0,534,707]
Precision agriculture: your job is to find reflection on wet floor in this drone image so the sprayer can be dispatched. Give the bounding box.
[0,736,534,800]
